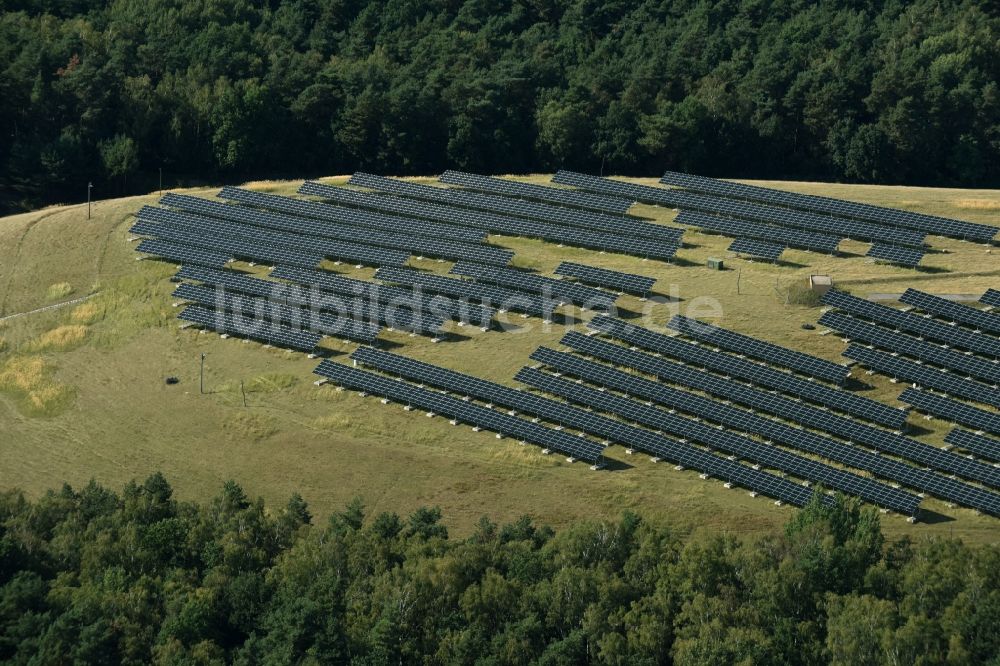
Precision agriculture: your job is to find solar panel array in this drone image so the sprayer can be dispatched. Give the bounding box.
[866,243,925,267]
[135,205,410,268]
[659,170,998,242]
[270,265,494,327]
[136,239,230,267]
[554,170,928,247]
[313,360,606,465]
[450,261,617,308]
[560,331,1000,514]
[822,290,1000,358]
[591,317,900,427]
[213,187,487,242]
[553,262,656,296]
[584,320,1000,487]
[175,266,445,336]
[439,170,634,214]
[900,288,1000,335]
[667,315,849,384]
[900,387,1000,437]
[345,172,680,241]
[131,216,326,269]
[819,311,1000,385]
[524,348,919,514]
[376,266,550,318]
[178,304,322,351]
[298,181,682,260]
[676,210,841,254]
[945,429,1000,463]
[981,289,1000,308]
[843,345,1000,409]
[161,192,512,266]
[728,237,785,261]
[173,283,382,343]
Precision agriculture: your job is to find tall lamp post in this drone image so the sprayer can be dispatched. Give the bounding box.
[87,182,93,219]
[200,353,207,394]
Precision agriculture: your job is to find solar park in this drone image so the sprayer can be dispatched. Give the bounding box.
[105,168,1000,529]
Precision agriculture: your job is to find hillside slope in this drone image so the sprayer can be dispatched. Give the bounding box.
[1,176,999,541]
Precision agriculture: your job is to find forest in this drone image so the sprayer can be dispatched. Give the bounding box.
[1,0,999,213]
[1,475,998,664]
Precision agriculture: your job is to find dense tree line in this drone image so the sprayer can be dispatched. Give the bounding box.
[1,474,999,664]
[1,0,999,213]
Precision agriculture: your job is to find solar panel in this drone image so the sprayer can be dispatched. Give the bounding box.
[161,193,511,266]
[296,182,682,260]
[343,173,681,241]
[822,290,1000,358]
[945,429,1000,463]
[175,267,444,336]
[899,289,1000,335]
[521,349,919,514]
[439,170,634,214]
[981,289,1000,308]
[819,311,1000,385]
[178,304,323,351]
[449,262,617,309]
[135,239,230,267]
[212,188,487,242]
[866,244,925,268]
[312,360,606,465]
[554,171,929,247]
[668,315,848,385]
[553,262,656,296]
[727,237,785,261]
[659,170,998,242]
[376,266,551,318]
[173,284,382,343]
[270,265,494,327]
[131,217,326,270]
[562,330,1000,506]
[136,206,411,267]
[580,324,1000,486]
[844,344,1000,409]
[900,387,1000,437]
[677,210,841,254]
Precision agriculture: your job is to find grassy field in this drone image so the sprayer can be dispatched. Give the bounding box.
[1,175,999,543]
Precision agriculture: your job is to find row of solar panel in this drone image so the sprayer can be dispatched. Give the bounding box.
[901,388,1000,437]
[298,181,682,260]
[567,328,1000,515]
[160,192,513,266]
[728,237,785,261]
[216,187,487,242]
[553,261,656,296]
[178,304,323,351]
[175,265,447,336]
[450,262,617,309]
[555,170,929,247]
[819,311,1000,385]
[439,170,634,214]
[659,170,999,242]
[342,348,827,508]
[676,210,842,254]
[866,244,925,267]
[900,288,1000,336]
[585,318,1000,489]
[822,290,1000,358]
[945,428,1000,463]
[348,172,681,242]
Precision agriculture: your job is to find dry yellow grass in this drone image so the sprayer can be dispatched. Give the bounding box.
[956,199,1000,211]
[0,356,73,416]
[45,282,73,301]
[70,301,101,324]
[28,324,87,352]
